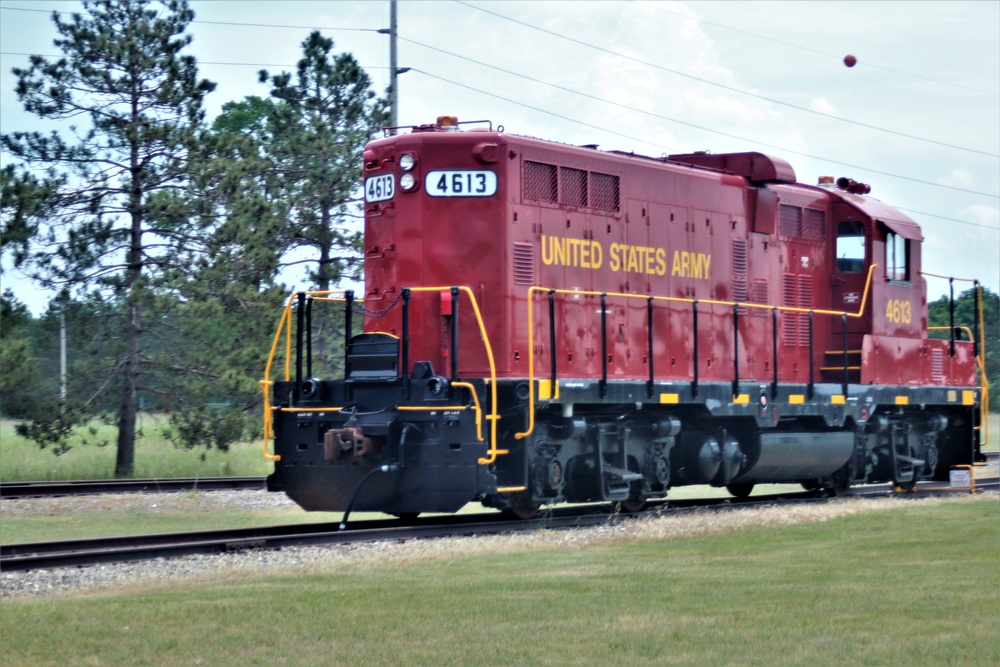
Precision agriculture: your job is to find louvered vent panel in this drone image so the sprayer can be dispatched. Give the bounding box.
[779,204,802,238]
[931,348,944,383]
[524,161,557,202]
[512,243,535,286]
[559,167,588,207]
[752,279,769,317]
[782,273,799,346]
[590,172,620,212]
[731,240,748,315]
[803,209,825,242]
[797,275,813,346]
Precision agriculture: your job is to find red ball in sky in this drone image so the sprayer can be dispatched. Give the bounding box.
[844,54,857,68]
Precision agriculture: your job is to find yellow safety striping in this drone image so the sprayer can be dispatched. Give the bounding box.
[538,379,554,401]
[962,390,975,405]
[895,396,910,405]
[831,395,846,405]
[733,394,750,404]
[788,395,805,404]
[660,393,679,404]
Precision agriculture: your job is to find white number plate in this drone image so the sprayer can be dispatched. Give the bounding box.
[365,174,395,203]
[426,170,497,197]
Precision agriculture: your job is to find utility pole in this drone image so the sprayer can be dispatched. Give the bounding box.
[379,0,409,128]
[59,298,67,410]
[389,0,398,126]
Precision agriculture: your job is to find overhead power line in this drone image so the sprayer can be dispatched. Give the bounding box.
[410,68,998,234]
[456,1,999,159]
[637,1,1000,98]
[401,39,999,200]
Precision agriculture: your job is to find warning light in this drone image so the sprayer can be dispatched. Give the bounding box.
[437,115,459,131]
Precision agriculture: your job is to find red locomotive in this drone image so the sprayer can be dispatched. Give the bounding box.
[261,116,988,518]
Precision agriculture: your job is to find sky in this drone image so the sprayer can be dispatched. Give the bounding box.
[1,0,998,314]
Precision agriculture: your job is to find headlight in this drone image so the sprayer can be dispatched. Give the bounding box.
[399,153,415,171]
[400,173,416,190]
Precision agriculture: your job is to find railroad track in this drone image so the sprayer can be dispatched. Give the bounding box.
[3,452,995,499]
[0,476,267,498]
[3,480,996,573]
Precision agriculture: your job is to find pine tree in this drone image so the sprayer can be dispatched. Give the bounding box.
[1,0,215,476]
[259,31,390,293]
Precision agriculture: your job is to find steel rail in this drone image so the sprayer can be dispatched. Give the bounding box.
[0,477,267,499]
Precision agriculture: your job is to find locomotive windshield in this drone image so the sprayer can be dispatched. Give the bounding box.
[836,220,866,273]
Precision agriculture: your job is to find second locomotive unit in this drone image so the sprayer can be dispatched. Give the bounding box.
[262,116,987,518]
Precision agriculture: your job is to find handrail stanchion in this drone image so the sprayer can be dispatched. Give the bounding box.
[401,288,411,399]
[344,290,354,382]
[647,296,654,399]
[295,292,305,401]
[771,306,779,399]
[732,303,740,399]
[842,312,849,397]
[450,286,460,383]
[600,293,608,398]
[305,295,313,379]
[548,289,557,394]
[691,300,699,397]
[949,278,956,357]
[807,310,815,400]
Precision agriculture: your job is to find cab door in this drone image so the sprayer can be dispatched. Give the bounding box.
[827,206,872,383]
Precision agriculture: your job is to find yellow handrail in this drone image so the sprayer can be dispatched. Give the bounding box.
[926,281,991,444]
[259,295,297,462]
[259,287,502,465]
[406,286,501,464]
[451,381,485,442]
[515,264,877,440]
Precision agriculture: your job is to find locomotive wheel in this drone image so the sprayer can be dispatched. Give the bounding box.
[726,483,755,499]
[618,498,646,513]
[391,512,420,521]
[800,480,821,492]
[502,504,541,520]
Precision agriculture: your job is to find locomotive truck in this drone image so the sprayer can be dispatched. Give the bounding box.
[261,116,988,518]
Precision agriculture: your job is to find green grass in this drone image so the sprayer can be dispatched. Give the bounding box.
[0,506,341,545]
[1,497,997,666]
[0,414,273,481]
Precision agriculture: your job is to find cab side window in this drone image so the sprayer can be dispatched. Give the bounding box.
[885,231,910,281]
[836,220,866,273]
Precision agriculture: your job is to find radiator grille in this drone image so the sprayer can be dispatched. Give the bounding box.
[804,208,825,242]
[779,204,802,238]
[559,167,587,207]
[590,172,620,211]
[524,161,557,202]
[522,161,619,212]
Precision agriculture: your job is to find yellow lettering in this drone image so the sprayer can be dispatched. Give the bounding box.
[590,240,603,269]
[681,252,691,277]
[554,237,567,265]
[541,235,553,265]
[624,246,636,273]
[655,248,666,276]
[672,250,682,277]
[610,243,620,272]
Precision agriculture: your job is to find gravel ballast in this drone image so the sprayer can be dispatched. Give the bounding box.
[2,489,996,599]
